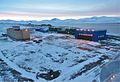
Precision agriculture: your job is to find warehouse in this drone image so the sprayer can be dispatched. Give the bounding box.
[7,26,30,41]
[75,29,107,42]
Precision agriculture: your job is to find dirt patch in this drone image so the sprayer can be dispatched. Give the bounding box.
[69,59,86,67]
[36,70,60,80]
[77,47,93,51]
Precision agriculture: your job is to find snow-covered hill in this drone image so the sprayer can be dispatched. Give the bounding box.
[0,16,120,26]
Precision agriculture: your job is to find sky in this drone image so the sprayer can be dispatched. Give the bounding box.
[0,0,120,20]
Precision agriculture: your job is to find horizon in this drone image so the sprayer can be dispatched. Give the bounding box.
[0,16,120,21]
[0,0,120,20]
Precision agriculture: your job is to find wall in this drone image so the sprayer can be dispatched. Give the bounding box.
[75,30,107,42]
[100,60,120,82]
[22,30,30,40]
[7,28,30,40]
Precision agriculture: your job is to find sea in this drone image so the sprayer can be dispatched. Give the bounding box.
[71,23,120,35]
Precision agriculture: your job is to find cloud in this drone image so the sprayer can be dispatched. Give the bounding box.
[0,0,119,20]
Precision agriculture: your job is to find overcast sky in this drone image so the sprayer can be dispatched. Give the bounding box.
[0,0,120,20]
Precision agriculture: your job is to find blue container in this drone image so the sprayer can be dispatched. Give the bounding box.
[75,29,107,42]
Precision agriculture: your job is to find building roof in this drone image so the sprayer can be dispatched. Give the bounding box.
[100,60,120,82]
[76,28,107,32]
[111,73,120,82]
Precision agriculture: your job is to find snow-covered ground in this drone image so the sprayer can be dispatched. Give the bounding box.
[0,31,120,82]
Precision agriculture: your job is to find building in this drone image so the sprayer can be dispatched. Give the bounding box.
[49,26,76,35]
[75,29,107,42]
[35,24,52,33]
[7,26,30,41]
[100,60,120,82]
[35,27,49,33]
[49,27,62,32]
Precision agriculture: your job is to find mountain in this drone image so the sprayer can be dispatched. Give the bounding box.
[0,16,120,26]
[78,16,120,23]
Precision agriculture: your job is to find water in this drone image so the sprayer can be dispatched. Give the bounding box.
[0,23,120,35]
[71,23,120,35]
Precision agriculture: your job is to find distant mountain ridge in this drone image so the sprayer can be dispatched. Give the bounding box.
[0,16,120,26]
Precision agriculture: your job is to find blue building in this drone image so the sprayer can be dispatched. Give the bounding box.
[75,29,107,42]
[35,28,48,33]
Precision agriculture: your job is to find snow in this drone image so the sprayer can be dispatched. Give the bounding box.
[0,51,45,82]
[0,29,120,82]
